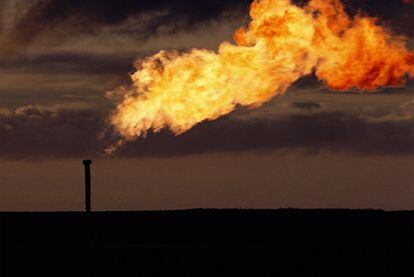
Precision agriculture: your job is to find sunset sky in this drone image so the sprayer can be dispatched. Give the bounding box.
[1,0,413,211]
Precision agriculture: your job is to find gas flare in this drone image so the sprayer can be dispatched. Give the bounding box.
[106,0,414,153]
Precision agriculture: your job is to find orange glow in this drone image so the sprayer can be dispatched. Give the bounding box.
[106,0,414,153]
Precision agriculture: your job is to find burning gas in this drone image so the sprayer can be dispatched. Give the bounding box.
[106,0,414,153]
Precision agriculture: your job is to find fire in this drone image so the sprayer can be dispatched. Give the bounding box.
[106,0,414,153]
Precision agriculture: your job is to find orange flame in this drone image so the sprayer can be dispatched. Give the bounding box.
[106,0,414,153]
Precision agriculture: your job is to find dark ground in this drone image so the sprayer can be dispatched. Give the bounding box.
[0,209,413,276]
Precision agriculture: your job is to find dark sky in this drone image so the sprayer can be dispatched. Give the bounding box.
[0,0,413,211]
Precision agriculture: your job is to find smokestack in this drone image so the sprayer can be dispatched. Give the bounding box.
[83,160,92,212]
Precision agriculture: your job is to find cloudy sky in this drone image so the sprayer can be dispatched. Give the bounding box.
[1,0,413,211]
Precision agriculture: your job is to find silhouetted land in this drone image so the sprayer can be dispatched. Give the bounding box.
[1,209,413,276]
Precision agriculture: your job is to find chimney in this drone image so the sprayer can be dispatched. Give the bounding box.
[83,160,92,212]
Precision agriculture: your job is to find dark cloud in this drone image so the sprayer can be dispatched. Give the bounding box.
[2,0,413,56]
[122,112,414,157]
[1,104,414,160]
[0,52,137,75]
[0,0,250,54]
[291,101,321,111]
[0,105,105,159]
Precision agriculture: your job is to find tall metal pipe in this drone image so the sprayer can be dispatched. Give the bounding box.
[83,160,92,212]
